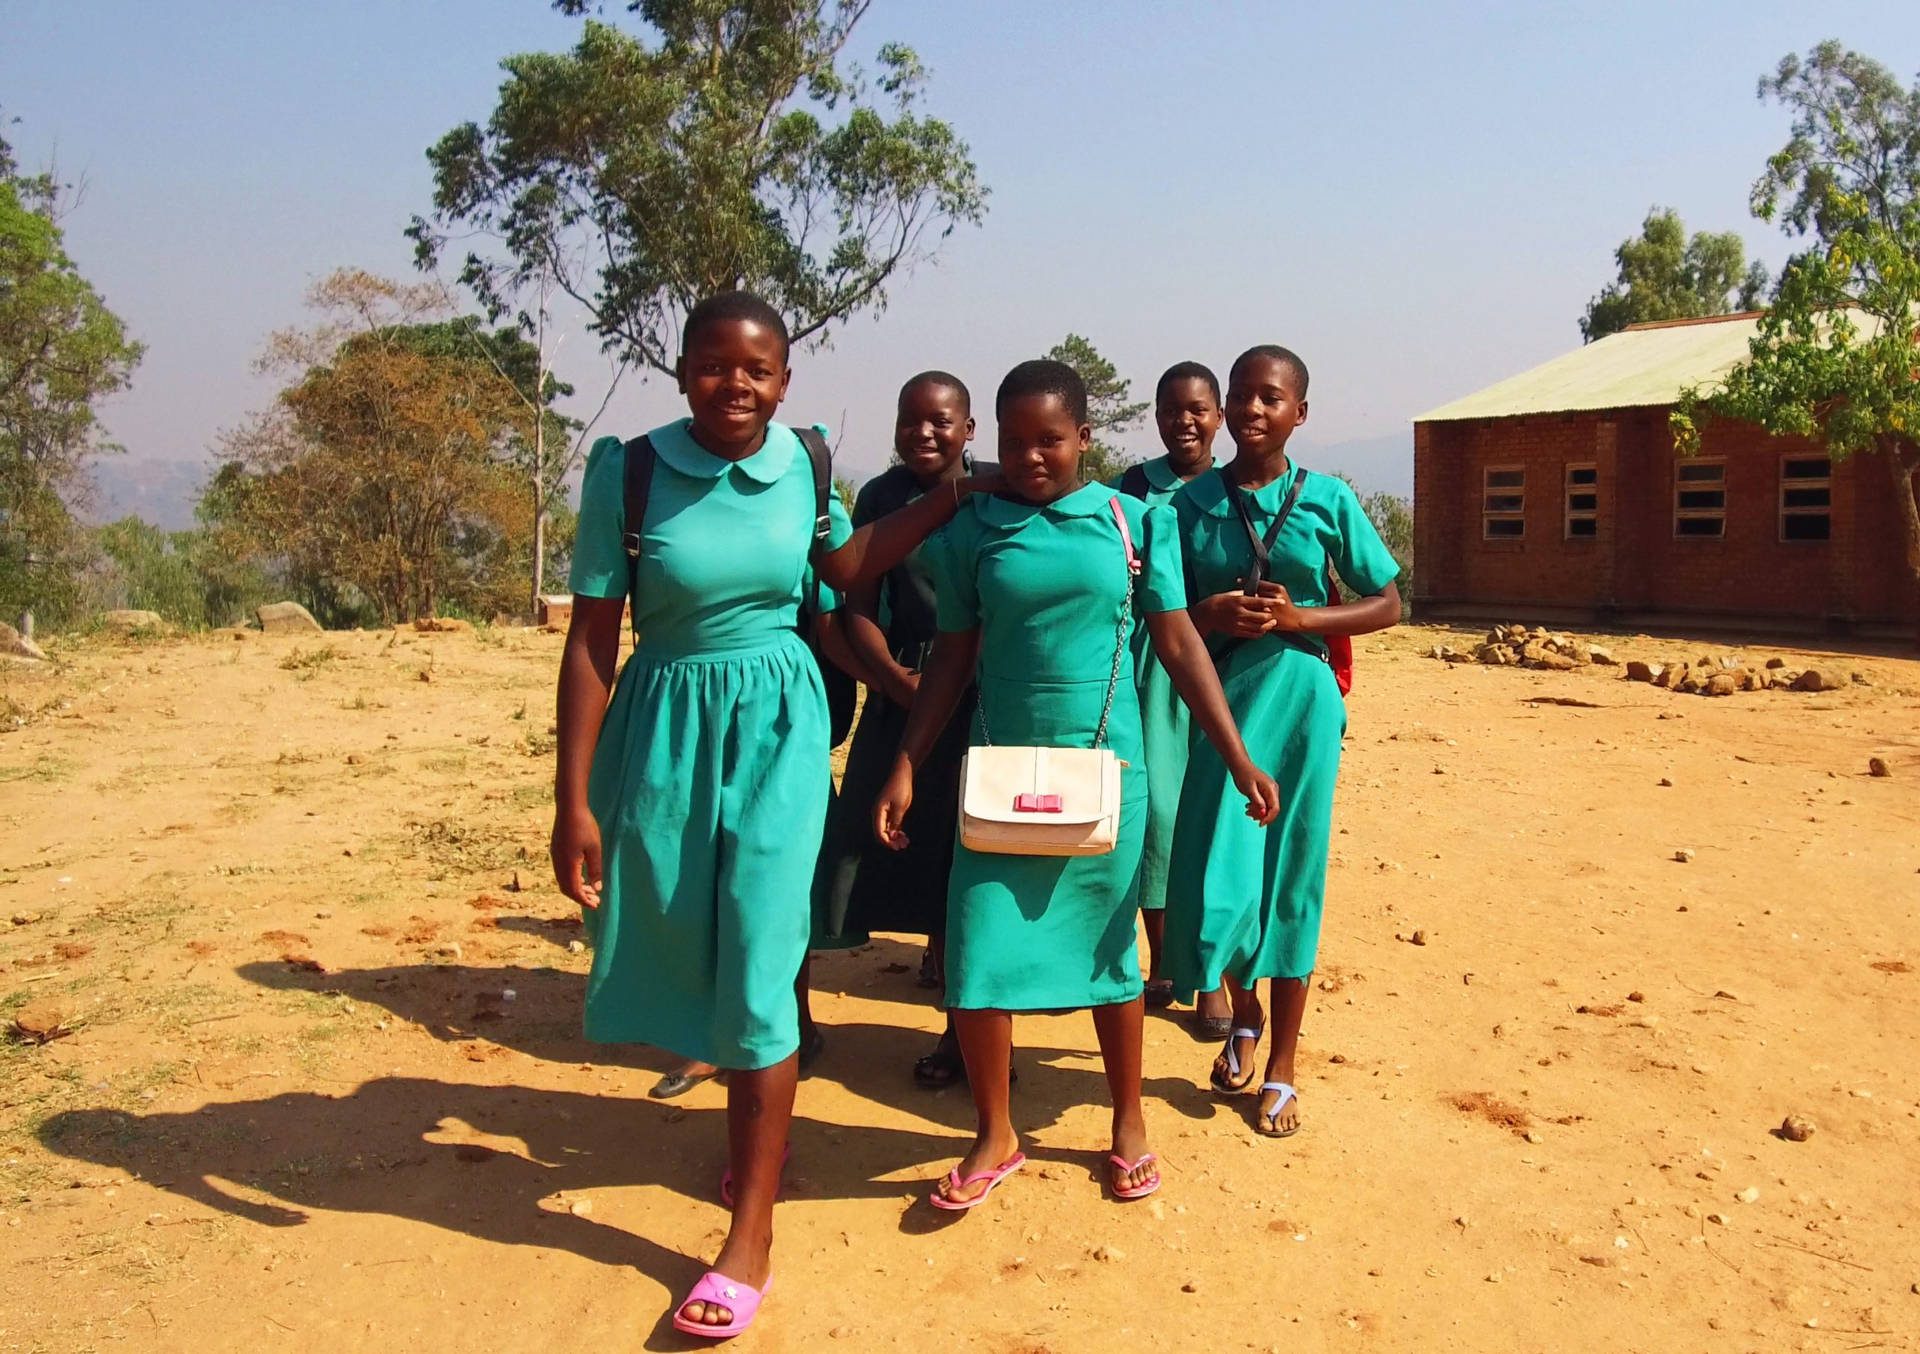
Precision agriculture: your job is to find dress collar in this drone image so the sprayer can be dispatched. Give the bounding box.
[1141,453,1219,493]
[974,479,1119,529]
[649,418,797,485]
[1186,461,1303,518]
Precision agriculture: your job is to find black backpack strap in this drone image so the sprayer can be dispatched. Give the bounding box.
[793,426,835,622]
[1119,463,1151,501]
[621,435,656,640]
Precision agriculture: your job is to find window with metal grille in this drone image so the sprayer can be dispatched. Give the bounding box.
[1565,464,1597,538]
[1483,466,1525,539]
[1779,455,1831,541]
[1673,459,1725,538]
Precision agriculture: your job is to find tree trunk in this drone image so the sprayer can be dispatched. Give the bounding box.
[1886,437,1920,649]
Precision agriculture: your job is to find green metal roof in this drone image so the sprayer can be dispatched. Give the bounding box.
[1413,314,1762,423]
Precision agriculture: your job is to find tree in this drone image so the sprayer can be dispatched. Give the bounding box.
[1044,333,1149,483]
[1581,207,1770,342]
[217,270,533,624]
[0,120,144,625]
[409,1,987,381]
[1672,42,1920,624]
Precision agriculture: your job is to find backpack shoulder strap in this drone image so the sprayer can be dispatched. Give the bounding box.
[1119,463,1151,501]
[621,435,656,639]
[792,426,834,553]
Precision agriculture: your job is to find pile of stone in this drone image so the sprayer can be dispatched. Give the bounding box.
[1622,654,1841,696]
[1429,625,1617,671]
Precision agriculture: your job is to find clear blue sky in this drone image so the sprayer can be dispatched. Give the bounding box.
[8,0,1920,508]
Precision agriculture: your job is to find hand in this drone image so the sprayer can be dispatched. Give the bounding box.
[884,664,921,710]
[1256,581,1309,633]
[1194,590,1277,639]
[873,758,915,850]
[550,803,604,910]
[1231,761,1282,827]
[959,467,1005,500]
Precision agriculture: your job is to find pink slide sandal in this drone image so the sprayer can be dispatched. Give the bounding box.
[929,1151,1026,1211]
[670,1270,770,1340]
[1109,1151,1161,1201]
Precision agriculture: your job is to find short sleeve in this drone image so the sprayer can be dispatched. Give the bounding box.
[805,566,841,614]
[568,436,628,598]
[1326,479,1402,596]
[925,519,980,632]
[1138,503,1188,614]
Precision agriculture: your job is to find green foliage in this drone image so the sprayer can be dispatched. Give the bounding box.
[1672,42,1920,588]
[0,120,145,627]
[89,516,275,629]
[1331,472,1414,615]
[832,474,857,514]
[1043,334,1148,483]
[1581,207,1769,342]
[410,2,987,376]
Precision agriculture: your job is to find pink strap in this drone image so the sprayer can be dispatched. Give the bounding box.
[1108,496,1141,576]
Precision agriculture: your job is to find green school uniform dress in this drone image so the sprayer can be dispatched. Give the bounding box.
[1108,454,1222,912]
[569,421,852,1070]
[925,483,1187,1011]
[1164,464,1399,995]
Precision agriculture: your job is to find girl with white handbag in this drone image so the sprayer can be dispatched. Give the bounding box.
[873,359,1280,1210]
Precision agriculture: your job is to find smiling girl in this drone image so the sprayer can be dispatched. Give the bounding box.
[550,292,995,1338]
[874,359,1278,1210]
[1165,344,1403,1139]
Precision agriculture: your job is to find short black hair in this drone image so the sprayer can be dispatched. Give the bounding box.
[900,370,971,413]
[1230,345,1309,398]
[681,290,790,361]
[1156,360,1221,406]
[996,359,1087,424]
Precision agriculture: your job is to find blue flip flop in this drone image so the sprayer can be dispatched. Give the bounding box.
[1256,1082,1302,1138]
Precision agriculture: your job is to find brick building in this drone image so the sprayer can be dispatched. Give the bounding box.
[1412,313,1919,636]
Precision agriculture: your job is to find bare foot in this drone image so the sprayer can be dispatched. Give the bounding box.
[935,1125,1022,1206]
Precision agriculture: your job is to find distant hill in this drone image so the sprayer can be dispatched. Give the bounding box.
[80,458,209,531]
[1289,432,1411,498]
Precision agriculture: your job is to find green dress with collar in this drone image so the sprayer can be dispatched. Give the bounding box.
[924,483,1187,1011]
[1164,464,1400,993]
[1108,453,1223,912]
[568,420,852,1070]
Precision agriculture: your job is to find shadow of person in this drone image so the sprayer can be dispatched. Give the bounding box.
[36,1080,975,1349]
[235,959,677,1071]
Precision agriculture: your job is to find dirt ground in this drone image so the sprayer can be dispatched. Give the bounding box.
[2,620,1917,1353]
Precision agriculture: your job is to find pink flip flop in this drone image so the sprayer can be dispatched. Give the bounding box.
[718,1145,791,1208]
[1109,1152,1161,1201]
[929,1151,1026,1211]
[670,1270,770,1340]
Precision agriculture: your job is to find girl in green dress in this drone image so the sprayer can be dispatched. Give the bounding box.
[550,292,996,1338]
[874,360,1279,1209]
[819,372,981,1088]
[1165,345,1403,1139]
[1109,362,1231,1027]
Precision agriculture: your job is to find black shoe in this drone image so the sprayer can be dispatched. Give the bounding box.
[648,1067,722,1100]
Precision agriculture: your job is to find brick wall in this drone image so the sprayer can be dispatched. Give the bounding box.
[1412,407,1919,629]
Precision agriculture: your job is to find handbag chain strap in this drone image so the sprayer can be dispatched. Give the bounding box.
[977,500,1138,751]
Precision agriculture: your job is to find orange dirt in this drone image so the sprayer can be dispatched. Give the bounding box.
[2,622,1918,1350]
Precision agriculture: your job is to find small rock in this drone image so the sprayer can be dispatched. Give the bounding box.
[568,1198,592,1217]
[1868,757,1892,778]
[1779,1114,1815,1143]
[1705,673,1739,697]
[1625,660,1658,683]
[1765,656,1786,669]
[1524,1130,1542,1144]
[1587,646,1617,665]
[1706,1212,1729,1226]
[1657,776,1672,787]
[1673,848,1695,863]
[1792,669,1835,693]
[567,939,586,955]
[100,609,164,632]
[1410,929,1428,946]
[1626,990,1645,1003]
[0,621,46,662]
[10,1000,75,1044]
[1181,1280,1200,1294]
[1735,1186,1760,1204]
[345,753,366,765]
[435,942,464,961]
[314,909,333,920]
[1092,1245,1124,1263]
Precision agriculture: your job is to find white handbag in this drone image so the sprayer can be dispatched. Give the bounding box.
[957,498,1139,857]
